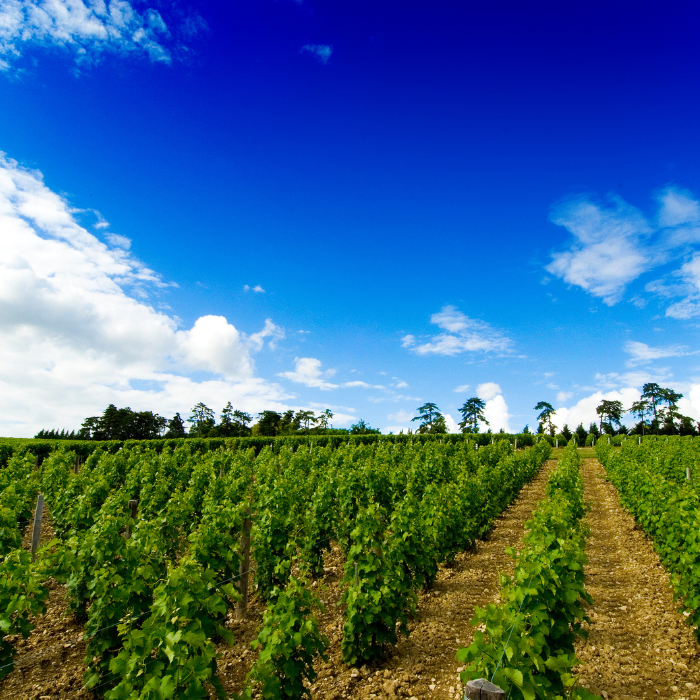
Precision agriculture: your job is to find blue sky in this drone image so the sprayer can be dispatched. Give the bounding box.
[2,0,700,436]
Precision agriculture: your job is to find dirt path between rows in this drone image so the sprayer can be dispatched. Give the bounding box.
[299,458,557,700]
[0,507,88,700]
[575,457,700,700]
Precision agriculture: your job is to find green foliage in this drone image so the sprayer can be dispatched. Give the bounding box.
[246,576,328,700]
[0,548,49,680]
[457,444,601,700]
[340,503,415,665]
[106,556,237,700]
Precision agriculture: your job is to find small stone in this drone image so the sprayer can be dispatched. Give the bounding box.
[429,685,436,691]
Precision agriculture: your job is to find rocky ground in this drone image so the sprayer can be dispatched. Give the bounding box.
[2,453,700,700]
[574,457,700,700]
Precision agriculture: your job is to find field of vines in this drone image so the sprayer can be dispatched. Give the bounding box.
[3,434,700,700]
[0,437,553,699]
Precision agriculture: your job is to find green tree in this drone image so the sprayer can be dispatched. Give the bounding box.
[561,424,572,442]
[187,402,216,437]
[596,399,624,434]
[574,423,587,444]
[411,403,447,434]
[217,403,252,437]
[641,382,665,425]
[458,398,488,434]
[534,401,556,436]
[254,411,283,437]
[629,399,650,435]
[316,409,334,430]
[164,413,186,438]
[295,410,316,433]
[78,404,167,440]
[349,419,380,434]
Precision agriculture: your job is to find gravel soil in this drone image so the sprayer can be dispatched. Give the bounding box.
[574,457,700,700]
[0,507,88,700]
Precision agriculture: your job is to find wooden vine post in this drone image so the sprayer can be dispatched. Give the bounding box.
[464,679,505,699]
[125,499,138,539]
[31,493,44,561]
[237,508,252,620]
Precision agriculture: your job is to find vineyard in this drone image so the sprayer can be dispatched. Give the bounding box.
[0,436,699,699]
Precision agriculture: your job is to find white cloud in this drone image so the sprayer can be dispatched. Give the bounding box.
[594,368,672,391]
[387,409,414,424]
[664,254,700,318]
[624,340,694,367]
[104,232,131,249]
[678,386,700,423]
[553,388,641,431]
[444,412,460,433]
[243,284,265,293]
[453,384,470,393]
[343,380,370,389]
[547,186,700,309]
[0,0,204,71]
[277,357,338,391]
[547,195,655,305]
[483,395,511,432]
[405,306,511,356]
[0,154,291,436]
[476,382,501,401]
[556,391,573,404]
[301,43,332,64]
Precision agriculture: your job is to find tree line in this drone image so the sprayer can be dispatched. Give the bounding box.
[34,382,698,441]
[35,403,380,440]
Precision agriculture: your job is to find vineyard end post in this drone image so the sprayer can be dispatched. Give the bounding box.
[31,493,44,561]
[125,499,138,538]
[237,508,252,620]
[464,679,505,699]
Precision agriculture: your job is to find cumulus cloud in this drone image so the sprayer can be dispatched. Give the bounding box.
[624,340,695,367]
[404,306,511,356]
[476,382,501,401]
[0,154,290,436]
[244,284,265,293]
[678,386,700,423]
[547,186,700,310]
[484,395,510,432]
[547,195,656,305]
[277,357,338,391]
[0,0,207,72]
[443,412,460,433]
[387,409,414,424]
[301,43,332,64]
[553,388,641,432]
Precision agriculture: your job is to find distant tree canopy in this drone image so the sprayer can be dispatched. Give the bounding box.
[458,398,488,434]
[34,429,78,440]
[534,401,556,436]
[77,404,167,440]
[411,403,447,434]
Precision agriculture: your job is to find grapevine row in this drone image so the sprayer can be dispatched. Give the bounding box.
[457,442,601,700]
[0,436,551,697]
